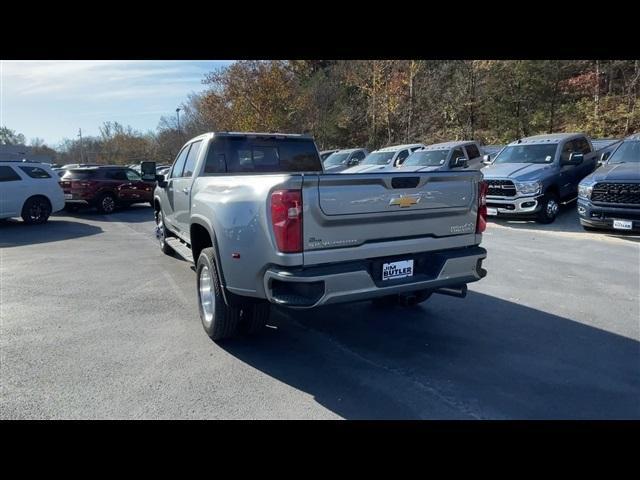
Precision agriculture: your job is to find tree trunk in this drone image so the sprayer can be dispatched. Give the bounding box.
[594,60,600,121]
[625,60,639,134]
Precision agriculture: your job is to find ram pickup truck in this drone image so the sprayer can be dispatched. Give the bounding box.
[577,133,640,232]
[482,133,598,223]
[152,132,488,341]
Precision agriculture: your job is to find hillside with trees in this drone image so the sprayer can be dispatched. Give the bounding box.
[4,60,639,165]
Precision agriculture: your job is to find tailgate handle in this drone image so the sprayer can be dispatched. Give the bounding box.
[391,177,420,189]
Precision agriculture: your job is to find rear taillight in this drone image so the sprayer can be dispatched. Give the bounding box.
[270,189,302,253]
[476,180,488,233]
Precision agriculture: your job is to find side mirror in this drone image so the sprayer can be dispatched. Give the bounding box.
[141,161,157,181]
[564,152,584,165]
[452,156,468,169]
[156,174,168,188]
[482,154,492,165]
[598,151,610,165]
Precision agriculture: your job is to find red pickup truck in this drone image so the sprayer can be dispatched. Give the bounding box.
[60,166,155,213]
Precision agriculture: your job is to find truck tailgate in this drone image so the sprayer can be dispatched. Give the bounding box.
[302,171,482,265]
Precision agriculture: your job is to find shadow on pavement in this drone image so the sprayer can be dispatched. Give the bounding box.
[0,218,103,248]
[55,204,154,224]
[219,291,640,419]
[489,205,640,243]
[488,204,581,233]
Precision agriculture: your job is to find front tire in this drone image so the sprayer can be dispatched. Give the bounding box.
[21,197,51,224]
[155,210,174,255]
[196,247,242,341]
[536,192,559,224]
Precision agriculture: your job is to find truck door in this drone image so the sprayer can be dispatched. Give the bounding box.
[164,144,191,230]
[575,137,596,180]
[558,140,580,199]
[173,140,203,235]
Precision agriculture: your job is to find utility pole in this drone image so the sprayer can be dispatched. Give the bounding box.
[176,108,181,133]
[78,128,84,164]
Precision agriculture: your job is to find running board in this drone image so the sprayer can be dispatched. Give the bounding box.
[166,237,194,263]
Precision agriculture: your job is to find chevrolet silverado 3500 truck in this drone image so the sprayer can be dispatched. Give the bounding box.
[152,132,488,341]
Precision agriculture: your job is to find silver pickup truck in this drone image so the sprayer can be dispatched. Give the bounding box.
[151,132,488,341]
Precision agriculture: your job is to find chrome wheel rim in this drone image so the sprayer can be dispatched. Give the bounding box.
[155,212,165,245]
[199,266,215,326]
[546,199,559,218]
[102,196,115,213]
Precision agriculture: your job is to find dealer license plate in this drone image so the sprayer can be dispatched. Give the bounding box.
[613,219,632,230]
[382,260,414,281]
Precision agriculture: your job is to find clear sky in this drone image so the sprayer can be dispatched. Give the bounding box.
[0,60,234,147]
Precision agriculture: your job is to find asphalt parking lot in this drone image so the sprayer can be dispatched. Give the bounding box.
[1,204,639,419]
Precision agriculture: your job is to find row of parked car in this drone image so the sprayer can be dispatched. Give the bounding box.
[1,132,638,233]
[320,133,639,230]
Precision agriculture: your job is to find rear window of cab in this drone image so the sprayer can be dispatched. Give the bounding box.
[203,137,323,174]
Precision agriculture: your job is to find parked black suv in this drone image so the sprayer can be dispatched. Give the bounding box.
[577,133,640,232]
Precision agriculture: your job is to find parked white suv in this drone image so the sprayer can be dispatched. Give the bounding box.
[0,161,65,224]
[341,143,425,173]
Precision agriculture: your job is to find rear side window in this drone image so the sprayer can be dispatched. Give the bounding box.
[209,137,322,173]
[182,140,202,177]
[126,170,141,181]
[465,144,480,159]
[171,145,191,178]
[62,170,99,180]
[19,166,51,178]
[105,169,128,181]
[203,147,227,174]
[0,166,22,182]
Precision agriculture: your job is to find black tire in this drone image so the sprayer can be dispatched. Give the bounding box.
[21,196,52,224]
[196,247,242,341]
[96,193,117,214]
[240,301,271,335]
[155,210,174,255]
[536,192,560,224]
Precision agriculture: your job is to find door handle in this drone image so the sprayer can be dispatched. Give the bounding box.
[182,188,190,194]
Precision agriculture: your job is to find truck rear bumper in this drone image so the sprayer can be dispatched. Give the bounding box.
[263,246,487,308]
